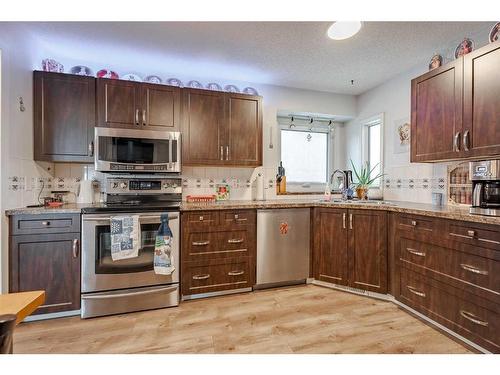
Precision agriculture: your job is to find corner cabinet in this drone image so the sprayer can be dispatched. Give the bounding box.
[410,41,500,163]
[182,89,262,167]
[34,71,95,163]
[96,78,181,131]
[313,208,387,294]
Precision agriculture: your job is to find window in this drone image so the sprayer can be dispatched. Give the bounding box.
[362,114,383,188]
[280,129,329,185]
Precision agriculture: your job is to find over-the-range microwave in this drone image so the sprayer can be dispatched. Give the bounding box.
[94,127,181,173]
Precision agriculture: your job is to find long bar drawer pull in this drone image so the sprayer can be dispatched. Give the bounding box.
[407,285,426,298]
[192,241,210,246]
[460,263,488,275]
[228,270,245,276]
[41,221,50,226]
[406,248,426,257]
[192,274,210,280]
[411,220,417,226]
[227,238,244,244]
[467,230,476,237]
[460,310,489,327]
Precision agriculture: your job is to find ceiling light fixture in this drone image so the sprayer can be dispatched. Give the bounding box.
[327,21,362,40]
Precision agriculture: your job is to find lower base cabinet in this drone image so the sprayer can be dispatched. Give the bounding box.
[313,208,388,294]
[9,214,81,315]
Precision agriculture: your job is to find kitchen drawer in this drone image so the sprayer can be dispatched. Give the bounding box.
[182,257,252,296]
[399,266,500,353]
[447,222,500,251]
[395,214,435,237]
[400,238,500,303]
[10,214,80,235]
[182,211,218,231]
[217,230,251,255]
[219,210,256,229]
[183,232,219,260]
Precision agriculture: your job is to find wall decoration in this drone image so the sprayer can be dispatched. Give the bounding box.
[96,69,119,79]
[215,184,230,201]
[145,75,162,84]
[70,65,93,76]
[42,59,64,72]
[454,37,474,58]
[489,22,500,43]
[393,118,410,154]
[121,73,142,82]
[428,54,442,70]
[206,82,222,91]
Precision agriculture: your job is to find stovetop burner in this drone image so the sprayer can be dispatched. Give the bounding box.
[81,201,181,214]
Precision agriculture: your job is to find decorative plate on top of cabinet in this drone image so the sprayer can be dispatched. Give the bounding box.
[206,82,222,91]
[96,69,119,79]
[167,78,183,87]
[242,87,258,95]
[454,37,474,58]
[489,22,500,43]
[42,59,64,73]
[224,84,240,93]
[145,75,162,84]
[187,80,204,89]
[121,73,142,82]
[70,65,93,76]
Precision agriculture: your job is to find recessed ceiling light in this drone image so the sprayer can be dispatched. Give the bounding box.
[327,21,362,40]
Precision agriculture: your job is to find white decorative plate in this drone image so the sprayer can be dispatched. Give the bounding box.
[187,80,204,89]
[224,84,240,93]
[167,78,183,87]
[122,73,143,82]
[145,75,162,84]
[242,87,258,95]
[206,82,222,91]
[70,65,93,76]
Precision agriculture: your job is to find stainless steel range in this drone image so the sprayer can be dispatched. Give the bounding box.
[80,175,182,318]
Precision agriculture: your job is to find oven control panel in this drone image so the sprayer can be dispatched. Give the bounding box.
[105,178,182,194]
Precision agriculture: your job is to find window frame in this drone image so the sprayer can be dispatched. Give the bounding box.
[361,113,384,191]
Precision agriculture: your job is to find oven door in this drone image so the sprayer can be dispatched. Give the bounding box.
[81,211,180,293]
[94,127,181,173]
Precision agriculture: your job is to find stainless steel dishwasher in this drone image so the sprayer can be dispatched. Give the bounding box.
[255,208,310,288]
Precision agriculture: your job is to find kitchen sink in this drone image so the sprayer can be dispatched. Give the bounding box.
[316,199,396,206]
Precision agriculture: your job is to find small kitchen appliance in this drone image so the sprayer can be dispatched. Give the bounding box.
[470,160,500,216]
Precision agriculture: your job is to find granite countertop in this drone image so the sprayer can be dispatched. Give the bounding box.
[5,199,500,225]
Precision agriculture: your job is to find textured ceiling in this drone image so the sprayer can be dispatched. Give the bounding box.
[18,21,493,95]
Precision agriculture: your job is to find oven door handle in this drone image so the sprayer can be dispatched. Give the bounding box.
[82,214,179,222]
[81,286,178,300]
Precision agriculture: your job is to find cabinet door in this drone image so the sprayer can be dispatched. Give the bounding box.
[9,233,81,315]
[34,71,95,162]
[182,89,225,165]
[313,208,348,285]
[226,94,262,167]
[463,41,500,158]
[410,59,463,162]
[348,209,387,293]
[141,83,181,131]
[97,78,141,128]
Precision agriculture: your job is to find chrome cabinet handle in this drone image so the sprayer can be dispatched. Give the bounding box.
[135,109,139,126]
[226,145,229,161]
[192,241,210,246]
[411,220,417,226]
[72,239,79,258]
[41,221,50,226]
[343,213,346,229]
[349,213,353,230]
[142,109,146,126]
[407,285,426,298]
[460,263,488,275]
[406,247,426,257]
[199,216,204,221]
[234,214,247,222]
[192,274,210,280]
[467,230,476,237]
[220,146,224,161]
[463,130,470,151]
[460,310,488,326]
[454,132,461,152]
[228,270,245,276]
[88,141,94,157]
[227,238,244,244]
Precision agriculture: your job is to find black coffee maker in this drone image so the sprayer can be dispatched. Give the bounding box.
[470,160,500,216]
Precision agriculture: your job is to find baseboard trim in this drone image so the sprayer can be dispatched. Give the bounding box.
[181,287,252,301]
[23,310,80,322]
[312,280,394,302]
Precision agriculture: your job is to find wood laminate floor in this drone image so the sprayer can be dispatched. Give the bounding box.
[13,285,472,354]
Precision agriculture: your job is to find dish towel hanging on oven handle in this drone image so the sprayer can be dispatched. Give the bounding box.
[154,213,175,275]
[110,215,141,261]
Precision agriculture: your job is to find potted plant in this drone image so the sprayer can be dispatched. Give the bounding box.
[350,160,384,200]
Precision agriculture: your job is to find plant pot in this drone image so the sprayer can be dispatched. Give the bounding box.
[355,186,368,200]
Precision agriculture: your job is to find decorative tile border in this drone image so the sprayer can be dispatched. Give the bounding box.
[384,177,446,191]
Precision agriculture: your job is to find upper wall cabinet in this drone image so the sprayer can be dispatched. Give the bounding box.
[34,71,95,163]
[182,89,262,167]
[96,78,181,131]
[411,41,500,163]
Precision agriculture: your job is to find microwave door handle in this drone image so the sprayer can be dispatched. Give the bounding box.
[472,183,483,207]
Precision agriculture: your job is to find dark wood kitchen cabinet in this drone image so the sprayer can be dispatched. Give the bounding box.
[9,214,81,315]
[313,208,387,293]
[182,89,262,167]
[97,78,180,130]
[410,41,500,163]
[463,41,500,158]
[34,71,95,163]
[410,59,463,162]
